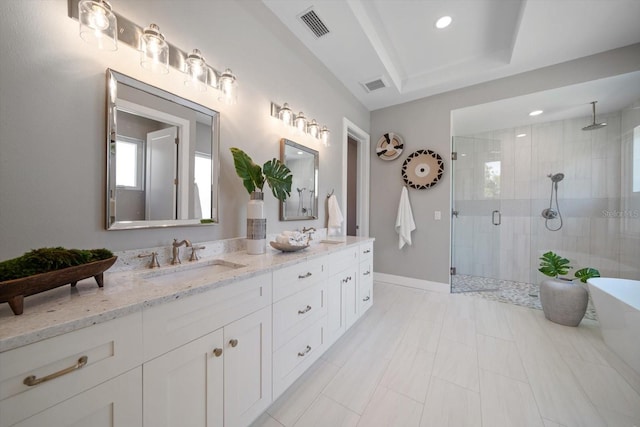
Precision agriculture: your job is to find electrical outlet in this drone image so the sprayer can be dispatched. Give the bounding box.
[434,211,441,220]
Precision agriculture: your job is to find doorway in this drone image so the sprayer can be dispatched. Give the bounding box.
[342,118,370,237]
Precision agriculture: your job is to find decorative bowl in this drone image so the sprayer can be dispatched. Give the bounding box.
[269,241,310,252]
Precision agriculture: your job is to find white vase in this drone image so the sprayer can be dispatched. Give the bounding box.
[246,191,266,254]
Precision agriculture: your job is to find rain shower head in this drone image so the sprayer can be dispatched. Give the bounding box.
[582,101,607,131]
[549,173,564,183]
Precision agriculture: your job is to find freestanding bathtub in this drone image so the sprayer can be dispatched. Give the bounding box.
[587,278,640,374]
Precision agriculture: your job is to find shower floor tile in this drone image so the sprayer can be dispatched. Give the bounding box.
[451,274,598,321]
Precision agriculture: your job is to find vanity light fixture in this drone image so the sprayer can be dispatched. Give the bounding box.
[529,110,543,116]
[435,15,452,29]
[140,24,169,74]
[320,126,330,146]
[184,49,207,91]
[69,0,238,101]
[270,102,328,142]
[218,69,238,104]
[295,112,308,133]
[307,119,319,139]
[278,103,294,126]
[78,0,118,51]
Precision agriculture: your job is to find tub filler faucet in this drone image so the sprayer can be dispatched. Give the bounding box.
[171,239,192,264]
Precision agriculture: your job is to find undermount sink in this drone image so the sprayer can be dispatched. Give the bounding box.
[139,259,246,284]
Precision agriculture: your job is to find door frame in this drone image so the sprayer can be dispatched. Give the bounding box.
[341,118,370,237]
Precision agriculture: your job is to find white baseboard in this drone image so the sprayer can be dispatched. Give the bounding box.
[373,272,450,293]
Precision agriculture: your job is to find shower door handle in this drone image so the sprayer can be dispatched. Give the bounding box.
[492,210,501,226]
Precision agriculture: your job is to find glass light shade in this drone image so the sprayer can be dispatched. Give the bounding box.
[78,0,117,51]
[320,126,330,146]
[140,24,169,74]
[184,49,207,91]
[295,112,307,132]
[279,103,293,126]
[307,119,319,139]
[218,69,238,104]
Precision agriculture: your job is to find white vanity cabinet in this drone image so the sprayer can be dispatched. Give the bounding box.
[272,257,328,399]
[0,313,143,427]
[142,273,273,427]
[326,246,360,346]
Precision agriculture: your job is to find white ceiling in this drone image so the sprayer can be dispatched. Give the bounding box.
[262,0,640,112]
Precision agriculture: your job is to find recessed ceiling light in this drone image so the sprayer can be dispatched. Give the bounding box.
[435,16,452,29]
[516,133,527,138]
[529,110,543,116]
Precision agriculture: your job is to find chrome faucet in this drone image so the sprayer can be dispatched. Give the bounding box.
[171,239,192,264]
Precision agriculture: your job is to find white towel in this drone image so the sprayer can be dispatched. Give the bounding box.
[327,194,344,235]
[395,186,416,249]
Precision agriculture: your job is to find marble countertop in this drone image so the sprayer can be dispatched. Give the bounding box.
[0,237,373,353]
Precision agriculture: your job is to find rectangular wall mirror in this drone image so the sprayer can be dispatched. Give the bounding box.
[106,69,219,230]
[280,138,319,221]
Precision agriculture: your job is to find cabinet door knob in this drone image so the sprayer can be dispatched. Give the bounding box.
[298,272,312,279]
[213,348,223,357]
[363,271,370,276]
[363,249,371,254]
[229,339,238,348]
[363,296,370,301]
[297,345,312,357]
[298,305,312,315]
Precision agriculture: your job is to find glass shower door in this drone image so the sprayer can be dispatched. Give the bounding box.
[451,135,503,292]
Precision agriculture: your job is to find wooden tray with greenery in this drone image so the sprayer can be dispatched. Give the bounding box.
[0,248,116,315]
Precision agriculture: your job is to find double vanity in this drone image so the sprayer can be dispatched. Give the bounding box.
[0,237,374,427]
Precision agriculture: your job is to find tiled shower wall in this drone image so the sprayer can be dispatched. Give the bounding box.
[453,104,640,284]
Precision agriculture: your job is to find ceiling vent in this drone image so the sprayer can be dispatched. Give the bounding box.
[299,8,330,38]
[361,77,388,93]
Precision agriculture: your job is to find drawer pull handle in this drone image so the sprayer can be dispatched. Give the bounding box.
[363,271,371,276]
[23,355,88,387]
[229,339,239,348]
[298,272,312,279]
[297,345,312,357]
[213,348,223,357]
[363,296,370,302]
[298,305,312,315]
[363,249,371,254]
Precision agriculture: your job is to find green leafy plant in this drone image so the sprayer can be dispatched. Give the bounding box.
[538,251,600,283]
[230,147,292,202]
[574,267,601,283]
[538,251,572,278]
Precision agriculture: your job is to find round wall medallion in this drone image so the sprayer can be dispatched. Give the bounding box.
[402,149,444,189]
[376,132,404,161]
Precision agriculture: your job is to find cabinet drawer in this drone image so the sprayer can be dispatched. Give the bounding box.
[359,260,373,314]
[273,317,326,399]
[327,247,359,276]
[10,367,142,427]
[0,313,143,427]
[273,257,327,302]
[360,241,374,261]
[143,273,272,361]
[273,282,327,350]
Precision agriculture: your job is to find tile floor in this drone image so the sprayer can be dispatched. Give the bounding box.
[251,282,640,427]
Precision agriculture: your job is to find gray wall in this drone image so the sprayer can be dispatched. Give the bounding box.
[0,0,369,260]
[370,43,640,286]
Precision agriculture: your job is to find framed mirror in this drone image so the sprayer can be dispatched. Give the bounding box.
[106,69,219,230]
[280,139,319,221]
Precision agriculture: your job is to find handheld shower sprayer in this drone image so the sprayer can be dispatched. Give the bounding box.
[541,173,564,231]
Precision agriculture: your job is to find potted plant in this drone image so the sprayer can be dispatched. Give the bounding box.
[230,147,292,254]
[538,251,600,326]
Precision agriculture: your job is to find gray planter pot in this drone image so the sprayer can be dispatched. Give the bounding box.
[539,278,588,326]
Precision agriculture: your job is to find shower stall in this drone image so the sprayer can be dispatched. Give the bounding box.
[450,105,640,306]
